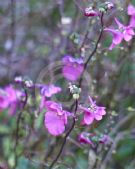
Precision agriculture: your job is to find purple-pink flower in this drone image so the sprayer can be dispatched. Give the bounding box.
[79,96,106,125]
[105,18,135,50]
[62,55,84,81]
[40,84,61,97]
[39,84,61,112]
[78,132,95,146]
[127,4,135,27]
[0,86,23,115]
[44,101,71,136]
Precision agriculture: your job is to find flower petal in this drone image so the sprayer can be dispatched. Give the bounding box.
[94,113,102,120]
[109,42,116,50]
[62,55,84,81]
[83,112,94,125]
[45,111,65,136]
[97,107,106,116]
[130,16,135,27]
[123,33,132,41]
[127,4,135,15]
[115,18,124,29]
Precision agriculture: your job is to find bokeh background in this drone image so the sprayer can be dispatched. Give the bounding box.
[0,0,135,169]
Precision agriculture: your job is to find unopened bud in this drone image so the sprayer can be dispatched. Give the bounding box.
[14,76,23,83]
[84,7,98,17]
[69,83,81,99]
[105,2,114,10]
[73,93,80,100]
[24,80,33,88]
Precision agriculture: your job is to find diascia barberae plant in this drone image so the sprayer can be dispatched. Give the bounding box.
[0,1,135,169]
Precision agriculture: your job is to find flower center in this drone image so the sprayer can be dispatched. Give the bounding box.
[119,27,124,33]
[88,104,97,113]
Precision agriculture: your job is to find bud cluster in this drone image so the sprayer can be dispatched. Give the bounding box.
[14,76,34,88]
[84,1,114,17]
[69,83,81,100]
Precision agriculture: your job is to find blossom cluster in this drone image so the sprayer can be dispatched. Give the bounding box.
[84,2,135,50]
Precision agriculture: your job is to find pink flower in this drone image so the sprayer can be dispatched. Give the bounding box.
[127,4,135,15]
[44,101,71,136]
[78,132,95,146]
[0,86,23,115]
[79,96,106,125]
[40,84,61,97]
[84,7,98,17]
[127,4,135,27]
[39,84,61,111]
[62,55,84,81]
[105,18,135,50]
[5,86,22,115]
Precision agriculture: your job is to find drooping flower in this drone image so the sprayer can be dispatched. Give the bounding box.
[127,4,135,27]
[104,18,135,50]
[62,55,84,81]
[44,101,71,136]
[79,96,106,125]
[78,132,95,146]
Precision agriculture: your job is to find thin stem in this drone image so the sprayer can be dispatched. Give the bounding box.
[48,100,78,169]
[79,12,104,87]
[14,88,28,169]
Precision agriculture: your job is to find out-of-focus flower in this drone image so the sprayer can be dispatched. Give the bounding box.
[84,7,98,17]
[40,84,61,97]
[44,101,71,136]
[128,4,135,15]
[104,18,135,50]
[115,18,135,41]
[99,134,112,144]
[80,96,106,125]
[127,4,135,27]
[78,132,95,146]
[0,86,23,115]
[104,28,123,50]
[62,55,84,81]
[5,86,23,115]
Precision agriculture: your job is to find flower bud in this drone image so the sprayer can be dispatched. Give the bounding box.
[105,2,114,10]
[69,83,81,99]
[84,7,98,17]
[73,93,80,100]
[14,76,23,83]
[24,79,33,88]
